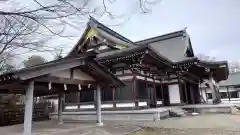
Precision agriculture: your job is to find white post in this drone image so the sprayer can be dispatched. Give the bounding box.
[23,80,34,135]
[58,93,63,124]
[96,85,103,126]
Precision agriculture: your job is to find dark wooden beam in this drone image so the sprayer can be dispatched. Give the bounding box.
[180,76,198,84]
[34,76,96,85]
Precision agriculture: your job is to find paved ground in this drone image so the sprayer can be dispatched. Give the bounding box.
[0,120,140,135]
[3,114,240,135]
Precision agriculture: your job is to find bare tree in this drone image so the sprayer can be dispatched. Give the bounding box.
[52,49,63,60]
[0,0,160,69]
[0,0,160,108]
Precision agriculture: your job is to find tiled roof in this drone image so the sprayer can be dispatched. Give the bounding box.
[148,36,189,62]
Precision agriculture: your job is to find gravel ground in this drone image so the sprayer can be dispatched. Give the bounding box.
[0,120,140,135]
[2,114,240,135]
[128,114,240,135]
[130,128,240,135]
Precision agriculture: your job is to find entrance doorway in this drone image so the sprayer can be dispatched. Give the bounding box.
[148,85,156,107]
[162,84,170,106]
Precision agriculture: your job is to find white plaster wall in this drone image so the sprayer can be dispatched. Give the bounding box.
[138,102,147,106]
[116,103,135,108]
[168,84,181,104]
[50,69,70,78]
[73,69,94,80]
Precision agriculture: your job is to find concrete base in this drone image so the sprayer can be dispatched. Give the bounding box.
[50,104,239,122]
[180,104,239,114]
[50,109,169,121]
[58,121,63,124]
[97,122,104,126]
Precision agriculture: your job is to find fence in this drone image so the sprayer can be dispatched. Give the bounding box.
[0,103,50,126]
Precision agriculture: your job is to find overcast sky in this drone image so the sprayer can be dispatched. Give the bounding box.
[109,0,240,62]
[16,0,240,63]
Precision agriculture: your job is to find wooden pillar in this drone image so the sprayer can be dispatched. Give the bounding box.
[190,84,195,104]
[133,76,139,109]
[160,79,164,105]
[144,72,149,107]
[177,75,183,104]
[153,76,157,106]
[77,91,80,108]
[227,86,230,102]
[184,82,188,104]
[23,81,34,135]
[112,87,115,101]
[133,76,137,100]
[58,93,63,124]
[96,85,103,126]
[94,89,97,102]
[113,87,117,108]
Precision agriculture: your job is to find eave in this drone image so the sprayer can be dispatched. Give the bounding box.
[0,53,124,95]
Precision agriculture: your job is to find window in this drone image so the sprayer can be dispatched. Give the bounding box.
[230,91,239,98]
[65,92,79,103]
[80,90,94,102]
[137,81,147,99]
[101,87,113,101]
[220,92,228,99]
[207,93,212,99]
[115,82,134,100]
[156,85,162,100]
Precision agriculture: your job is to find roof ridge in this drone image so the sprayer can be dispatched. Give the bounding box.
[135,29,186,45]
[89,16,136,46]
